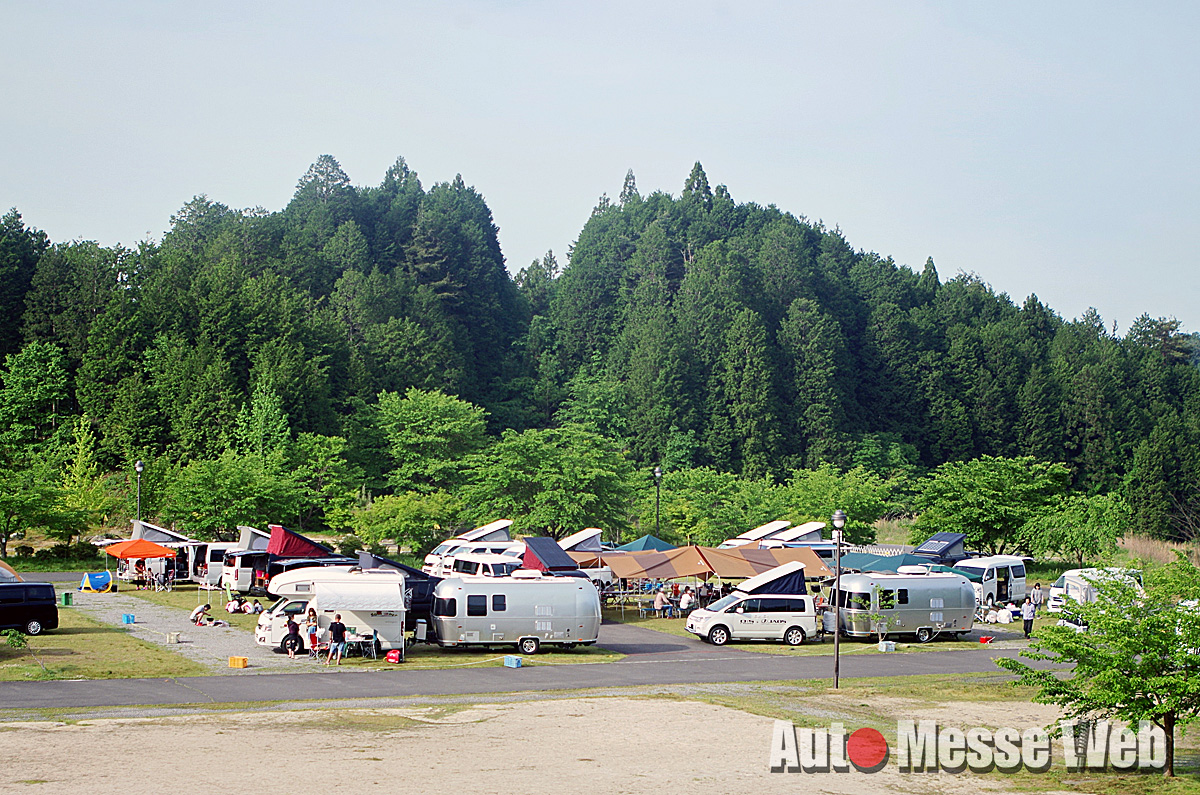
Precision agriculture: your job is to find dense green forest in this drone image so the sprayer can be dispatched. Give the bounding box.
[2,156,1198,558]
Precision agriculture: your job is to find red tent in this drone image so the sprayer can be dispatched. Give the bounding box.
[104,538,177,559]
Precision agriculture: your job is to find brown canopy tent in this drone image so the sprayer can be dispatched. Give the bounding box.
[568,545,830,581]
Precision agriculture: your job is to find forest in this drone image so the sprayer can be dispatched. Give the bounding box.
[1,156,1198,560]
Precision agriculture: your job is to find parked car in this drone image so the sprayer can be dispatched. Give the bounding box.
[0,582,59,635]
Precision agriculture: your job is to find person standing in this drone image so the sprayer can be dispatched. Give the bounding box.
[1029,582,1044,613]
[1020,598,1036,639]
[285,614,301,659]
[326,613,347,665]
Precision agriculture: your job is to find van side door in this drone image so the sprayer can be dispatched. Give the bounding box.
[730,598,761,639]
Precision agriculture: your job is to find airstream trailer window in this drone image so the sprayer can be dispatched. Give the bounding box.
[1011,564,1026,579]
[898,589,909,605]
[834,590,871,611]
[879,590,896,610]
[467,595,487,616]
[433,597,457,617]
[492,594,506,612]
[708,594,739,613]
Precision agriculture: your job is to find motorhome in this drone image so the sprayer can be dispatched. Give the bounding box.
[429,573,601,654]
[255,567,406,654]
[833,567,976,642]
[953,555,1027,606]
[686,561,819,646]
[221,551,357,595]
[1047,568,1142,613]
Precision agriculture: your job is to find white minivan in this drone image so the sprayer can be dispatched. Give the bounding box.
[954,555,1027,606]
[685,562,819,647]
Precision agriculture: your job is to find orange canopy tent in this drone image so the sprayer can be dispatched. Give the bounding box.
[103,538,177,560]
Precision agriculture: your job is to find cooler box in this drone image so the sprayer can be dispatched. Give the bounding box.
[503,655,522,668]
[228,656,249,668]
[122,613,135,624]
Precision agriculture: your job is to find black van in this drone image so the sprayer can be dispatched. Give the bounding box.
[0,582,59,635]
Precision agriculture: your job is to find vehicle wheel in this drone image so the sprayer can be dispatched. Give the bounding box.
[24,620,43,636]
[708,626,730,646]
[518,637,540,655]
[916,627,933,643]
[784,626,806,647]
[281,635,303,654]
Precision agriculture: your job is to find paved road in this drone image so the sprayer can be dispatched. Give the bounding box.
[0,621,1042,712]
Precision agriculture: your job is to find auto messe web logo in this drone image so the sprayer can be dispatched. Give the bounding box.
[769,719,1168,774]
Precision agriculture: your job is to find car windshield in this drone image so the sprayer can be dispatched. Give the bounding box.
[708,594,740,613]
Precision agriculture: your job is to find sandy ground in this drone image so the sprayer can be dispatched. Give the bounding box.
[0,697,1070,795]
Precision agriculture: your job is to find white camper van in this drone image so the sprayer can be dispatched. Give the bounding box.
[430,574,601,654]
[1047,568,1142,613]
[953,555,1027,606]
[422,520,517,576]
[255,567,406,654]
[686,562,819,646]
[447,553,523,578]
[834,567,976,642]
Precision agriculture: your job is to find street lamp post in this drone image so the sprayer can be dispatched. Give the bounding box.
[135,460,144,523]
[653,466,662,537]
[831,509,847,689]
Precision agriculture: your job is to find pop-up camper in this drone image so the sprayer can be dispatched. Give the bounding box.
[685,561,819,647]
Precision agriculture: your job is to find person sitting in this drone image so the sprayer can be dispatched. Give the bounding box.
[250,600,264,614]
[225,596,244,614]
[653,588,671,618]
[679,587,694,614]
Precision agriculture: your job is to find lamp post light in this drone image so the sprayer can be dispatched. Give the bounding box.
[831,509,847,689]
[653,466,662,538]
[135,460,144,523]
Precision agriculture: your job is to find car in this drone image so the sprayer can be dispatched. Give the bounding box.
[0,582,59,635]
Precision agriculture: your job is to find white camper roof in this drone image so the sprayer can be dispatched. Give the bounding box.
[315,581,406,612]
[131,521,195,545]
[734,520,792,542]
[268,566,402,597]
[237,525,271,550]
[558,527,604,552]
[457,519,514,542]
[769,521,826,543]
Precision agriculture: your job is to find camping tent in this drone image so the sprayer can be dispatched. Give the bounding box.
[0,560,22,582]
[615,535,676,552]
[79,571,115,592]
[103,538,177,559]
[737,561,808,595]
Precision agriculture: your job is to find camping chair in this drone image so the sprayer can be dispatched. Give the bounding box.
[308,631,329,660]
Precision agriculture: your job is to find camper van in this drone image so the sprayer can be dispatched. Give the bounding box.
[430,574,601,654]
[834,568,976,642]
[221,550,356,595]
[422,520,518,576]
[686,562,818,646]
[433,542,525,577]
[190,526,271,587]
[255,567,406,654]
[953,555,1027,606]
[1047,568,1142,613]
[447,553,523,578]
[716,520,792,549]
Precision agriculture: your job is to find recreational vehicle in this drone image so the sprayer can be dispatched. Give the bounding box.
[1047,568,1142,613]
[447,553,523,578]
[686,562,819,646]
[833,567,976,642]
[430,573,601,654]
[255,567,406,654]
[953,555,1027,606]
[716,520,792,549]
[422,520,517,575]
[221,551,357,595]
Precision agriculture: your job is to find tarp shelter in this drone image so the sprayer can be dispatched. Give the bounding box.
[569,545,831,581]
[0,561,22,582]
[944,564,983,582]
[913,532,969,564]
[104,538,177,560]
[835,552,887,572]
[737,561,808,595]
[79,571,115,592]
[860,553,940,573]
[266,524,334,558]
[558,527,604,552]
[314,581,406,612]
[522,537,579,572]
[615,535,676,552]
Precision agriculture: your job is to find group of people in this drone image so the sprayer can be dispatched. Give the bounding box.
[224,595,264,614]
[652,585,698,618]
[281,607,348,664]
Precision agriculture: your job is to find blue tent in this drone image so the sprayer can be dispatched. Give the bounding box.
[615,535,676,552]
[79,571,115,592]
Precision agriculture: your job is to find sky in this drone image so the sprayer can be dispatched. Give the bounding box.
[3,2,1197,333]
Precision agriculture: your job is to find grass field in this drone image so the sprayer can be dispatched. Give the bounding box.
[0,607,207,681]
[122,584,263,632]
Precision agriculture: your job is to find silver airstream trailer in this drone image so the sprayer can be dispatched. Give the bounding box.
[834,567,975,642]
[430,573,601,654]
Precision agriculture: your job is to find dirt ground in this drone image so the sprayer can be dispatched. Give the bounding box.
[0,697,1071,795]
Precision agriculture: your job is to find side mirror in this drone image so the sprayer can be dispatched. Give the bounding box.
[735,607,744,614]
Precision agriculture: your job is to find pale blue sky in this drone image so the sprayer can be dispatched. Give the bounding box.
[3,2,1197,332]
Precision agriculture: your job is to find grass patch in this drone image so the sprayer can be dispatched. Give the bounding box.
[309,640,622,670]
[121,584,263,632]
[0,607,206,681]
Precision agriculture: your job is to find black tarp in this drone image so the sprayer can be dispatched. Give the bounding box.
[523,537,579,571]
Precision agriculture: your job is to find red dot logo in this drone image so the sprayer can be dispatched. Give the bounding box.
[847,727,889,773]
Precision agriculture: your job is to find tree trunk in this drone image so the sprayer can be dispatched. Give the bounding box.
[1165,712,1175,777]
